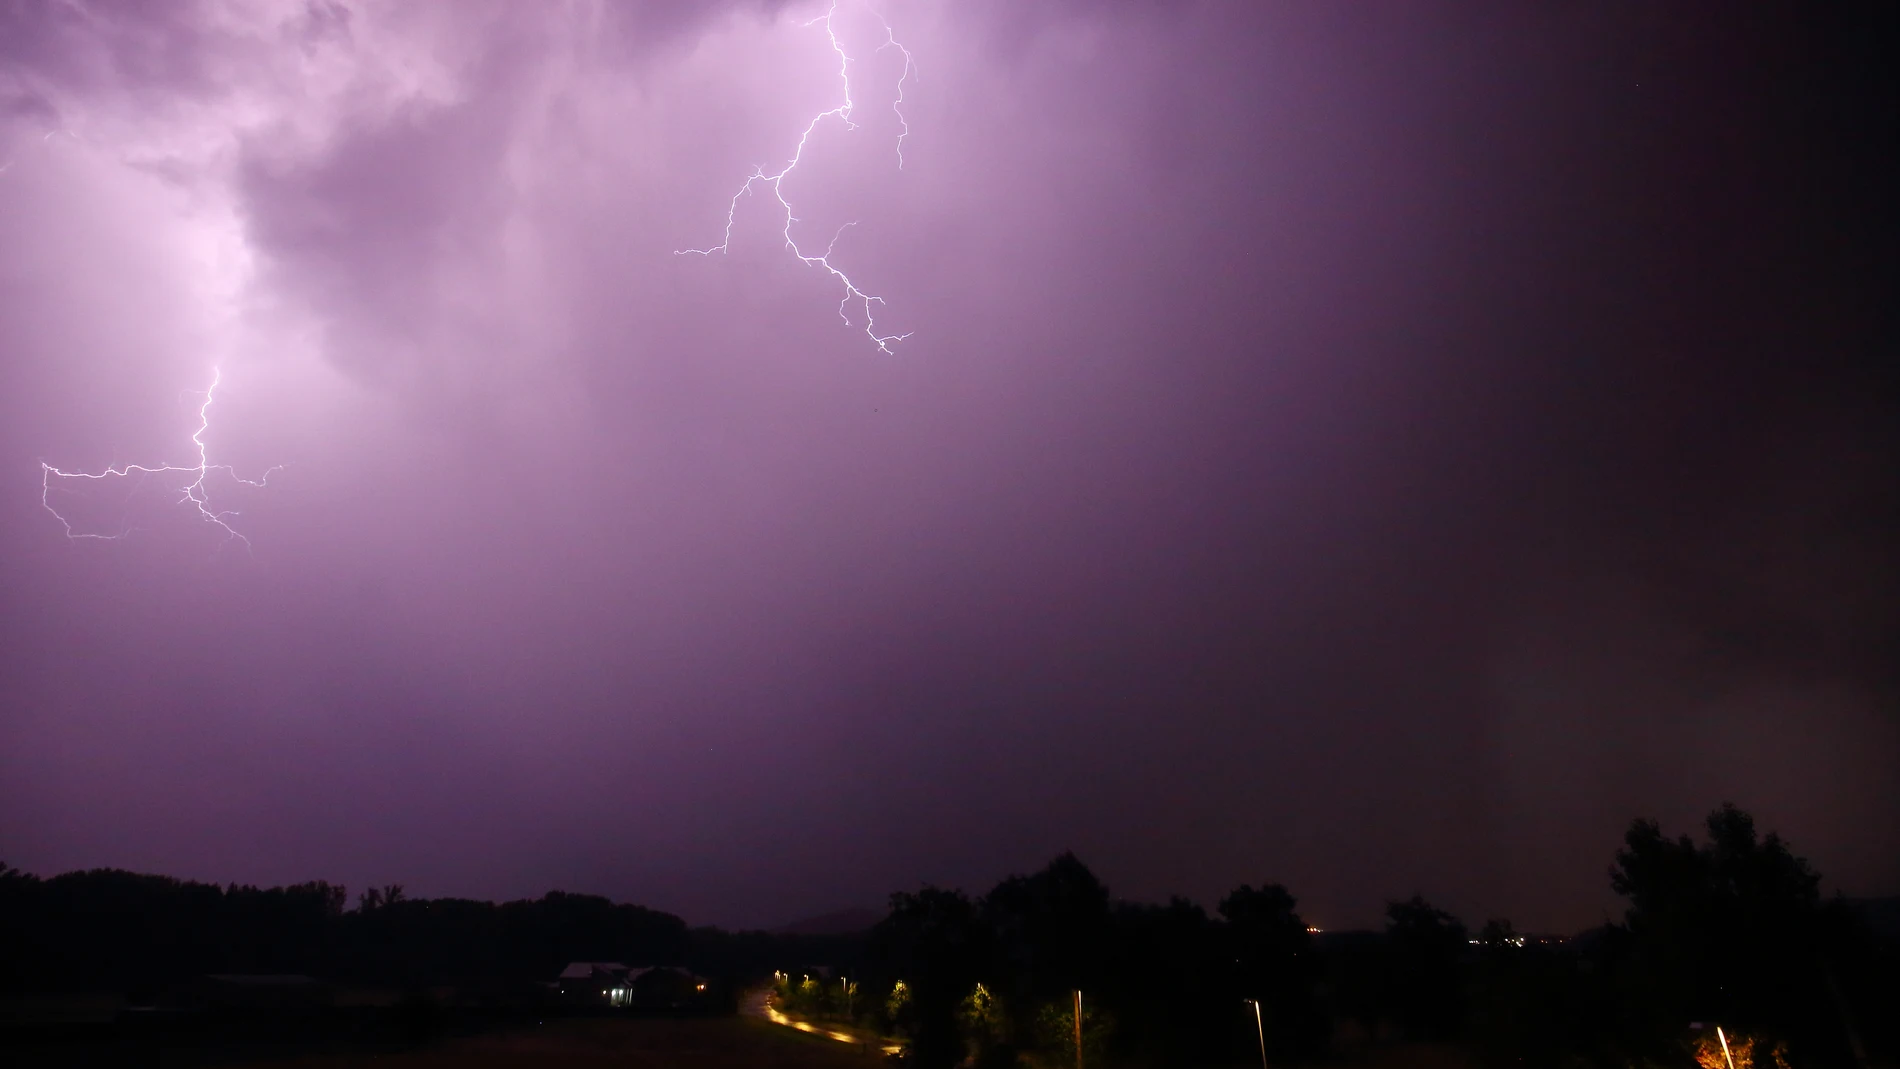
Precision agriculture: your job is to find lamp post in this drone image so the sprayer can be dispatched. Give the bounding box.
[1071,994,1086,1069]
[1245,999,1268,1069]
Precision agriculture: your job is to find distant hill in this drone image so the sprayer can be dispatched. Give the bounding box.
[772,907,885,935]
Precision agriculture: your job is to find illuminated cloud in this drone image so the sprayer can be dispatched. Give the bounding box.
[0,2,1892,930]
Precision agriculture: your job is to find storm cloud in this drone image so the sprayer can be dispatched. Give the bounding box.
[1,1,1894,930]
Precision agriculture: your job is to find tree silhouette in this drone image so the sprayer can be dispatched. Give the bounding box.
[982,852,1111,999]
[870,887,986,1067]
[1610,803,1841,1064]
[1219,882,1326,1055]
[1384,895,1467,1040]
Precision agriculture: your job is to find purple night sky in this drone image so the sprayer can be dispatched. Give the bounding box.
[1,2,1894,932]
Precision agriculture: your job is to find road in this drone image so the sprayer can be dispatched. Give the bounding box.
[741,987,902,1055]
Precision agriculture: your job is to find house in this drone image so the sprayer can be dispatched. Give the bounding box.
[558,961,634,1005]
[555,962,711,1008]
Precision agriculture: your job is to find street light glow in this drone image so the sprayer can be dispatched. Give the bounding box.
[1245,998,1268,1069]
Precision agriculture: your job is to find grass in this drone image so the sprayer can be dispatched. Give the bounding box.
[0,1015,890,1069]
[252,1016,890,1068]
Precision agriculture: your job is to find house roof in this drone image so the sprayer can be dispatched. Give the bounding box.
[556,963,707,984]
[558,961,628,980]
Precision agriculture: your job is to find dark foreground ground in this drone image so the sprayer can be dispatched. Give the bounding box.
[0,1015,888,1069]
[0,1012,1508,1069]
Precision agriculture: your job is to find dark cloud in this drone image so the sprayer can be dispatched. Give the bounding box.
[0,0,248,103]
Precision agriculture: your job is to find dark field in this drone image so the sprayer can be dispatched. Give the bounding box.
[2,1017,887,1069]
[262,1019,885,1069]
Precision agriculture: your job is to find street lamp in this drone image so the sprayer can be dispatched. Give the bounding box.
[1073,990,1085,1069]
[1244,999,1268,1069]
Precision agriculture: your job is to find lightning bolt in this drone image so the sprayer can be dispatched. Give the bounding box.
[40,367,283,552]
[676,0,917,353]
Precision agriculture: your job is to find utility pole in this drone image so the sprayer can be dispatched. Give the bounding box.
[1074,989,1085,1069]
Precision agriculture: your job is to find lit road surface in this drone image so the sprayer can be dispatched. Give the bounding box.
[742,987,902,1054]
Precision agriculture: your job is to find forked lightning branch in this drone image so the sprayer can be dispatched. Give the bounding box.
[40,368,281,551]
[676,0,916,353]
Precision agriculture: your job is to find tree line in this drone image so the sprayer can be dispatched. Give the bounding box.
[2,804,1893,1068]
[0,874,679,999]
[826,806,1892,1068]
[0,868,851,1007]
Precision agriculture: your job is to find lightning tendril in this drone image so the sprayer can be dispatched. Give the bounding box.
[40,367,283,551]
[675,1,916,353]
